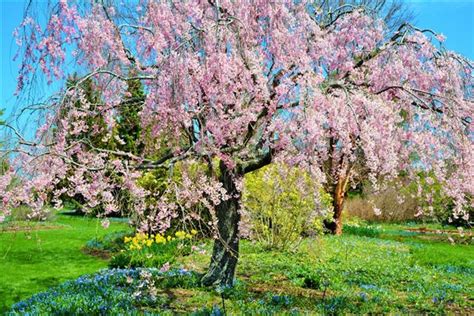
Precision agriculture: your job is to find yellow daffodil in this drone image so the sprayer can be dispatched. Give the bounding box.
[155,234,166,244]
[175,231,187,239]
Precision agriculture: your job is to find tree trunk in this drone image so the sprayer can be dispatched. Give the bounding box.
[325,177,346,235]
[201,161,241,287]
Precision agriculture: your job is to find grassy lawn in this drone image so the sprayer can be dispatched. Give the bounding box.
[174,223,474,314]
[2,215,473,314]
[0,213,129,312]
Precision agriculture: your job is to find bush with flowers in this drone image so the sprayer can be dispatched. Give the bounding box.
[109,230,199,269]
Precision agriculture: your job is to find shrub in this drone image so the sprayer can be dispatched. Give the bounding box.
[3,205,56,222]
[84,230,132,253]
[345,185,418,222]
[243,163,332,250]
[346,174,473,226]
[343,223,382,238]
[407,174,472,227]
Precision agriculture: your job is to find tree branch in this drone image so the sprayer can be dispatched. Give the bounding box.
[241,149,273,174]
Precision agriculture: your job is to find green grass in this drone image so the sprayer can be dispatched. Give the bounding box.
[0,213,130,312]
[175,225,474,314]
[2,215,473,314]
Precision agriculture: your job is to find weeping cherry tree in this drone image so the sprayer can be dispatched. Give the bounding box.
[0,1,472,286]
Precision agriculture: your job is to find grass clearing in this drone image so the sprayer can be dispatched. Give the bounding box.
[173,225,473,314]
[0,213,130,312]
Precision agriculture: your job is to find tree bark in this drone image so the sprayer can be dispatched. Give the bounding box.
[201,161,241,287]
[325,176,346,235]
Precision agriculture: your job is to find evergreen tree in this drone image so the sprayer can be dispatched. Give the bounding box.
[116,79,145,155]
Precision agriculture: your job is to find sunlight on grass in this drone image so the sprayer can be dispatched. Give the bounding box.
[0,213,129,312]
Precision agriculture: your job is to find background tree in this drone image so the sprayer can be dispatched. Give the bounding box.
[54,74,147,214]
[1,1,472,287]
[116,78,146,155]
[288,0,417,234]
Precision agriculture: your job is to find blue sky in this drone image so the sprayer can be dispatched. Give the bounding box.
[1,0,473,123]
[407,0,474,57]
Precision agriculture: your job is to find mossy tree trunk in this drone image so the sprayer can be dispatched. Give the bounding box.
[201,151,272,287]
[201,161,241,287]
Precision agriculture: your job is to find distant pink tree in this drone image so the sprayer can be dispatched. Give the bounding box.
[1,1,472,286]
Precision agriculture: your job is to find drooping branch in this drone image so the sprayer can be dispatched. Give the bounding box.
[375,85,471,126]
